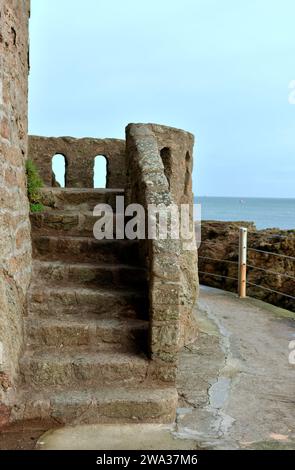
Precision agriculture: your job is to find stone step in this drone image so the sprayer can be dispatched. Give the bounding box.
[25,316,148,352]
[16,386,178,424]
[30,210,133,237]
[32,260,147,289]
[32,235,140,264]
[28,285,148,319]
[40,187,124,211]
[20,350,149,388]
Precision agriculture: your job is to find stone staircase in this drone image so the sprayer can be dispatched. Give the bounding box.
[18,188,177,425]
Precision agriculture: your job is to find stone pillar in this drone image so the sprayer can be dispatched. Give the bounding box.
[126,123,199,383]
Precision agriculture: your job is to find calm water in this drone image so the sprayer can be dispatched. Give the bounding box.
[195,197,295,230]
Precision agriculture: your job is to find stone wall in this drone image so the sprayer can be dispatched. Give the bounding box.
[28,136,126,188]
[148,124,194,206]
[149,124,199,345]
[198,221,295,312]
[126,123,198,382]
[0,0,31,411]
[28,123,199,382]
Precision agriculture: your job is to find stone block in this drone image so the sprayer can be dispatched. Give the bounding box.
[152,253,181,282]
[151,304,180,322]
[151,320,180,355]
[151,281,181,305]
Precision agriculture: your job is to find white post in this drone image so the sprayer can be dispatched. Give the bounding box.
[238,227,247,298]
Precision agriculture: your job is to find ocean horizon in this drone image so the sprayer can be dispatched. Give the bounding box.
[195,196,295,230]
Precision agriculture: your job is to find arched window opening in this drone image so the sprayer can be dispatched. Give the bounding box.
[52,154,67,187]
[184,151,191,196]
[160,147,172,189]
[94,155,107,188]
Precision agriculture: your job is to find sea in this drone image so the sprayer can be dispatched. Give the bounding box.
[195,197,295,230]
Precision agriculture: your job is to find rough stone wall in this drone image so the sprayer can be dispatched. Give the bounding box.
[149,124,199,345]
[28,124,199,382]
[148,124,194,206]
[198,221,295,312]
[0,0,31,411]
[28,136,126,188]
[126,123,198,382]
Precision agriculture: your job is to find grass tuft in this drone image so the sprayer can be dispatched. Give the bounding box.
[26,159,44,213]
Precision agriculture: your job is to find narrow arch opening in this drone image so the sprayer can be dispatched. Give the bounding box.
[160,147,172,189]
[94,155,107,188]
[184,151,191,196]
[52,154,67,187]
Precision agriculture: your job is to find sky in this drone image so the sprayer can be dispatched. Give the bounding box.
[29,0,295,197]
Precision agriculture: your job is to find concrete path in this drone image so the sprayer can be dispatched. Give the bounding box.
[38,286,295,450]
[176,286,295,450]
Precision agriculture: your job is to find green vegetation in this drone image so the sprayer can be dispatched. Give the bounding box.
[26,159,44,213]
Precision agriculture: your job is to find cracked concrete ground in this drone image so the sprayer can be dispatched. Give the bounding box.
[176,285,295,450]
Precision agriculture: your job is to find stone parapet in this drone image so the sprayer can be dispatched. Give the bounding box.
[28,136,126,189]
[126,123,198,382]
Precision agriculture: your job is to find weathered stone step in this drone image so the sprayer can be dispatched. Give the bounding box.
[30,210,133,237]
[15,386,178,424]
[32,260,147,289]
[40,187,124,211]
[28,285,147,319]
[32,235,140,264]
[25,316,148,352]
[20,350,149,388]
[30,210,96,235]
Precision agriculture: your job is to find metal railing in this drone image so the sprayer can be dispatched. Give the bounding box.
[198,227,295,302]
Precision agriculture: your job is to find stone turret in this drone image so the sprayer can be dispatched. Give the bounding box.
[0,0,198,426]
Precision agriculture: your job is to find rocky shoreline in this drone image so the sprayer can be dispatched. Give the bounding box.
[197,221,295,312]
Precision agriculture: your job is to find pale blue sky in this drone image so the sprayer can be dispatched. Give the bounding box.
[29,0,295,197]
